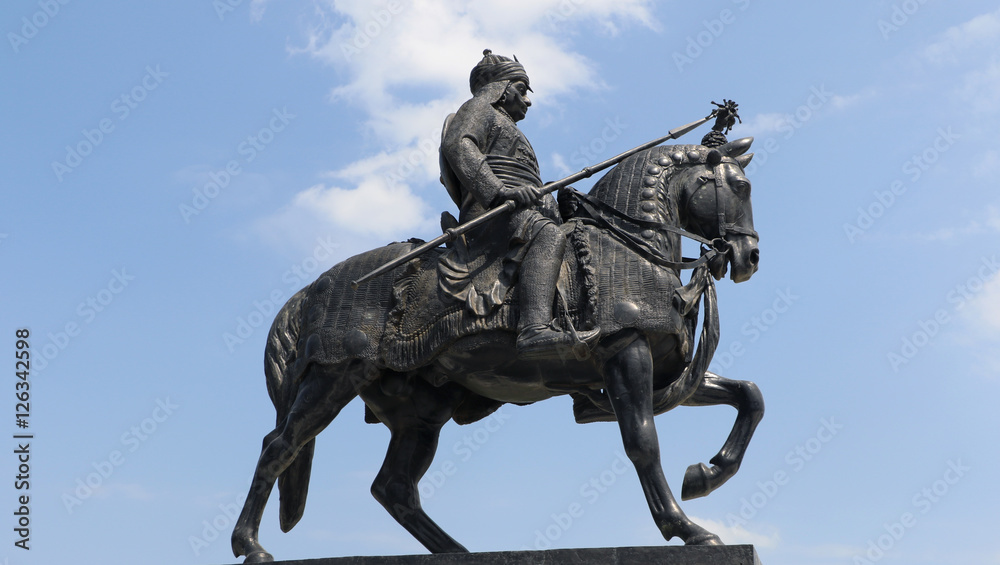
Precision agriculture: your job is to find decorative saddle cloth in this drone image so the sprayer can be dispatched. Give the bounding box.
[295,221,692,375]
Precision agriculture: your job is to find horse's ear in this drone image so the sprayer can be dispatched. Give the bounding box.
[735,153,753,169]
[721,137,753,157]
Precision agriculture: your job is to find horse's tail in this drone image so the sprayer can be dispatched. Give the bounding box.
[263,288,315,533]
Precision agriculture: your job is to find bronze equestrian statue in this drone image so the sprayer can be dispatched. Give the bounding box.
[231,50,764,563]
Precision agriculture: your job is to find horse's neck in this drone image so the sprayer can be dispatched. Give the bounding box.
[588,146,687,257]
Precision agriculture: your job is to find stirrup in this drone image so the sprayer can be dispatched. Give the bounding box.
[516,322,599,360]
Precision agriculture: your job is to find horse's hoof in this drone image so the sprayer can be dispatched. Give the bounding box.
[686,531,723,546]
[681,462,712,500]
[244,551,275,563]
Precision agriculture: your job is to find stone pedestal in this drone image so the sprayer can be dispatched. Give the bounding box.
[247,545,761,565]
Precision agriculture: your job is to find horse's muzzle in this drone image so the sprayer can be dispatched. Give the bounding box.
[728,235,759,283]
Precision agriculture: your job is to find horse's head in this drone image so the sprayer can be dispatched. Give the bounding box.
[673,137,759,282]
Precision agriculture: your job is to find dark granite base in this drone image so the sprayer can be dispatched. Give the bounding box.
[246,545,761,565]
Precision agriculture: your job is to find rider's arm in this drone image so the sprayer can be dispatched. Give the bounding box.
[442,99,537,209]
[441,99,503,208]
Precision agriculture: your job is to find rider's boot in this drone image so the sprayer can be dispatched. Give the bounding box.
[516,224,599,358]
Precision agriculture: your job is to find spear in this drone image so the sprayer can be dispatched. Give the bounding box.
[350,105,730,289]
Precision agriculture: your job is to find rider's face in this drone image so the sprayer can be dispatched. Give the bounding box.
[501,80,531,122]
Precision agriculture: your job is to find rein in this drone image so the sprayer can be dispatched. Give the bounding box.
[565,189,724,270]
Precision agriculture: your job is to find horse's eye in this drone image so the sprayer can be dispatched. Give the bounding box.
[733,181,751,197]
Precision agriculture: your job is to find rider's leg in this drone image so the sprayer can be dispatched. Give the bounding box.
[516,222,598,356]
[518,221,563,329]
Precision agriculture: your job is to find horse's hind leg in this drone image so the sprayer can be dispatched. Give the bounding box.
[680,371,764,501]
[362,375,468,553]
[232,362,375,563]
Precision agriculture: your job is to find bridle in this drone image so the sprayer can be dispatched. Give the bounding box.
[680,157,759,257]
[566,152,757,272]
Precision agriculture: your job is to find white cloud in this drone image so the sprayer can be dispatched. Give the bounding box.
[964,269,1000,333]
[297,0,655,117]
[953,260,1000,377]
[829,87,878,110]
[551,152,571,177]
[989,207,1000,231]
[304,527,422,552]
[958,59,1000,114]
[114,483,156,501]
[328,139,440,188]
[909,206,1000,242]
[923,8,1000,65]
[741,112,786,136]
[740,87,875,137]
[249,0,270,21]
[913,223,982,242]
[257,0,658,249]
[264,180,434,241]
[918,8,1000,116]
[690,516,780,548]
[974,149,1000,178]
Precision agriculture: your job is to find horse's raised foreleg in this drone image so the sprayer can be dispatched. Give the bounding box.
[232,364,372,563]
[680,371,764,501]
[603,333,721,545]
[363,377,469,554]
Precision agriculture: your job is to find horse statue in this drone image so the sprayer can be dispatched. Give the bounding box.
[231,133,764,563]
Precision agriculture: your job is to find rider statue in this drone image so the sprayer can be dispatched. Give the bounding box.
[439,49,599,358]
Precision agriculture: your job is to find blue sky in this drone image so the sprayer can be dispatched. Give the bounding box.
[3,1,1000,564]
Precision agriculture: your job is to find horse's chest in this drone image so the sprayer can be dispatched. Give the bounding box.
[567,227,688,338]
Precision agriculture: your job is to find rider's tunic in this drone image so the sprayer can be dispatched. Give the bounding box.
[438,94,560,315]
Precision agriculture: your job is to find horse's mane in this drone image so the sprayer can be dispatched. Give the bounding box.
[586,143,705,259]
[589,143,702,223]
